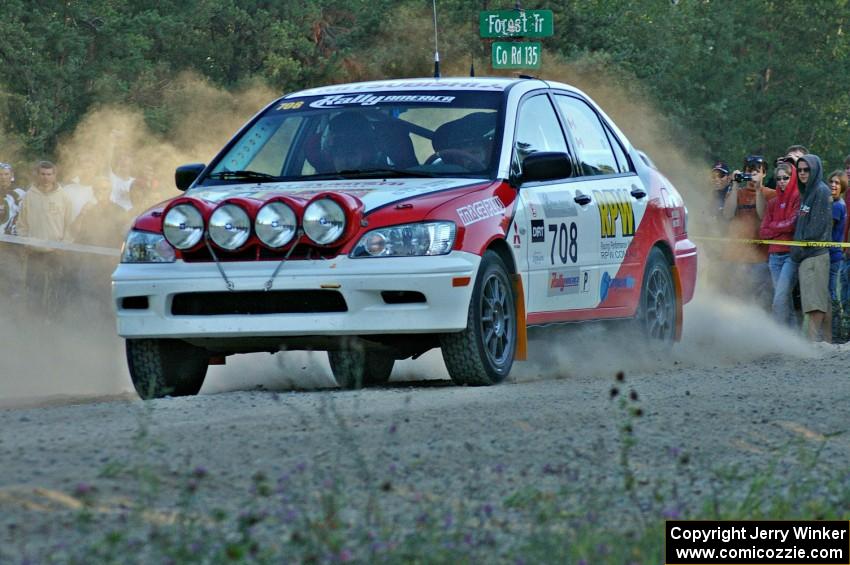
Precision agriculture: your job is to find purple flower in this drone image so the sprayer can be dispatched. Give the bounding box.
[388,423,398,434]
[668,447,681,459]
[192,466,208,479]
[73,483,95,497]
[443,513,454,529]
[481,503,493,518]
[662,506,682,519]
[338,548,353,562]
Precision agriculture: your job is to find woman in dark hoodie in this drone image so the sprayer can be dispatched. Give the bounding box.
[791,154,833,341]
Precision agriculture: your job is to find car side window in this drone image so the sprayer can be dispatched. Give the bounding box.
[514,95,569,164]
[554,95,621,176]
[604,125,632,173]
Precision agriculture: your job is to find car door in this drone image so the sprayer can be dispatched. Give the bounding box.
[552,93,648,309]
[514,93,599,315]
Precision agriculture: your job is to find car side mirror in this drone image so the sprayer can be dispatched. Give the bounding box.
[521,152,572,183]
[175,163,206,191]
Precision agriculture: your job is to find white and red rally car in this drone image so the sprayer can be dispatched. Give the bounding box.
[113,77,697,399]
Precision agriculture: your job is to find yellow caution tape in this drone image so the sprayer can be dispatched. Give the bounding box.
[693,235,850,249]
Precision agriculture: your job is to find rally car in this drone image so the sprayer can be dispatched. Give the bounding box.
[113,77,697,399]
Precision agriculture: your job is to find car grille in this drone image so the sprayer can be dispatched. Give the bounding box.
[171,290,347,316]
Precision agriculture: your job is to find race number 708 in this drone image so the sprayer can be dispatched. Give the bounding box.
[548,222,578,264]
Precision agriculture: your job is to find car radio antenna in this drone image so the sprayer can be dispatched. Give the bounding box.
[432,0,441,78]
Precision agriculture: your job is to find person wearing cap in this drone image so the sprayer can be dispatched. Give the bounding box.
[721,155,776,303]
[710,161,732,219]
[790,155,833,341]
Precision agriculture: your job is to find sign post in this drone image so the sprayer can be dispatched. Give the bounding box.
[479,9,553,71]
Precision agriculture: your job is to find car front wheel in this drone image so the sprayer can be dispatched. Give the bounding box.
[441,251,516,386]
[126,339,209,399]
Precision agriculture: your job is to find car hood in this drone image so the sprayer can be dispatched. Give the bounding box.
[187,178,487,213]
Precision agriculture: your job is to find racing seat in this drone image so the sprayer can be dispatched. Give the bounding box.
[373,119,418,168]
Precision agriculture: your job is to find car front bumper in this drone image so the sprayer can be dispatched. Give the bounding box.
[112,252,480,339]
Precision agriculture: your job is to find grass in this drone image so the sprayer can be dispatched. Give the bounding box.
[5,373,849,564]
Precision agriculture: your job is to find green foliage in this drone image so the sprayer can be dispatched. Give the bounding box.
[2,1,850,169]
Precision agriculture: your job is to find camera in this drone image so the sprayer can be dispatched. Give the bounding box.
[734,172,753,183]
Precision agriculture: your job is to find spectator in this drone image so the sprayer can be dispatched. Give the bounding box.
[840,155,850,326]
[766,146,807,189]
[722,155,775,302]
[16,160,75,316]
[710,161,732,219]
[0,162,27,297]
[790,155,832,342]
[758,162,800,326]
[109,152,135,212]
[0,162,26,234]
[827,170,847,341]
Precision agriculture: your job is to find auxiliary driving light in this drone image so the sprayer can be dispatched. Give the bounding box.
[303,198,346,245]
[208,203,251,250]
[163,203,204,250]
[255,201,298,248]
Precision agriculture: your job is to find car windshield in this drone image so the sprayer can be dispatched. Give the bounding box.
[202,90,502,185]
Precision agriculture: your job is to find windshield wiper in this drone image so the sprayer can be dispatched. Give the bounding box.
[207,170,280,182]
[336,168,437,179]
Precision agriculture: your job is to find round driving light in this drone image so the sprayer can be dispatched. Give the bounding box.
[209,203,251,250]
[163,203,204,250]
[303,198,346,245]
[255,202,297,248]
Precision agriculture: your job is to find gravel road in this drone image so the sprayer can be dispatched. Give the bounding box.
[2,301,849,561]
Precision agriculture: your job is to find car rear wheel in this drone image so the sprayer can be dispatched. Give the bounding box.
[126,339,209,399]
[441,251,516,386]
[328,349,394,389]
[636,247,676,342]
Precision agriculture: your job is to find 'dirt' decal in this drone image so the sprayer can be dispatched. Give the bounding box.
[593,189,635,238]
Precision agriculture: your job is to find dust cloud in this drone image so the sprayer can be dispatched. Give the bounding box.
[0,74,278,406]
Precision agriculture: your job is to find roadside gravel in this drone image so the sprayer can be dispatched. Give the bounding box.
[1,338,848,559]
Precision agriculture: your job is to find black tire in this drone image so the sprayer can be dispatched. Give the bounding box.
[440,251,516,385]
[635,247,677,342]
[328,349,394,389]
[126,339,209,399]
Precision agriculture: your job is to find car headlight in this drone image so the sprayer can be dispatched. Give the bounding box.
[163,203,204,250]
[303,198,346,245]
[350,222,456,258]
[120,230,176,263]
[255,201,297,248]
[209,203,251,250]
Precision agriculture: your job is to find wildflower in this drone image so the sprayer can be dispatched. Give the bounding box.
[388,423,398,434]
[338,548,353,562]
[662,506,681,519]
[192,466,208,479]
[481,503,494,518]
[615,371,625,382]
[443,513,454,529]
[629,389,639,401]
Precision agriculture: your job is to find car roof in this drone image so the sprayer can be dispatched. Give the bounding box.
[286,77,583,98]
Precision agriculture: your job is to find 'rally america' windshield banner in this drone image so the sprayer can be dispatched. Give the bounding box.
[273,91,501,113]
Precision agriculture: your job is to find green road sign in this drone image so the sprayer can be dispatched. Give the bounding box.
[479,10,553,38]
[491,42,541,69]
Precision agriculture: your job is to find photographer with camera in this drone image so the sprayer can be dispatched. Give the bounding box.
[721,155,775,303]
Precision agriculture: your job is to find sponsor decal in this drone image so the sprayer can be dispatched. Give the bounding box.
[531,251,546,265]
[600,240,629,262]
[582,270,590,293]
[548,268,581,296]
[309,94,456,109]
[548,221,578,264]
[600,272,635,302]
[531,219,545,243]
[540,192,577,218]
[593,189,635,238]
[276,101,304,111]
[512,222,521,248]
[529,203,539,218]
[456,196,505,226]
